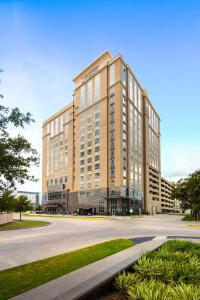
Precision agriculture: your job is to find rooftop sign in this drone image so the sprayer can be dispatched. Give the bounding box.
[81,65,99,83]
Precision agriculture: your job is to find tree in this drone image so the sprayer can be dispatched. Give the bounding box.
[171,169,200,219]
[15,195,33,221]
[0,189,16,213]
[0,104,40,191]
[35,204,42,211]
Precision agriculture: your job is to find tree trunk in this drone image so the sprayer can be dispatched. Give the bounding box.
[20,211,22,221]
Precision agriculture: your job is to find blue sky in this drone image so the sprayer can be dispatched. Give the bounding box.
[0,0,200,191]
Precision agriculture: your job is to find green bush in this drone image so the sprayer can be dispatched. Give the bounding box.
[182,214,197,221]
[115,272,141,294]
[133,256,174,283]
[128,280,170,300]
[127,280,200,300]
[115,240,200,299]
[171,283,200,300]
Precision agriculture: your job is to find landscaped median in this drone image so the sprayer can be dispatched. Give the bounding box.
[0,220,51,231]
[0,239,134,300]
[115,240,200,300]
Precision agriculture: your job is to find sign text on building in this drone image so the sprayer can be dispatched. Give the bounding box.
[81,65,99,82]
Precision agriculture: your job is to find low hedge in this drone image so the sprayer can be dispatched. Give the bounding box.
[115,240,200,300]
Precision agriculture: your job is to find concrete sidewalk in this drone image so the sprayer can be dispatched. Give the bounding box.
[11,239,166,300]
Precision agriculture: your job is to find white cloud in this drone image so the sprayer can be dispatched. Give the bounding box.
[162,141,200,182]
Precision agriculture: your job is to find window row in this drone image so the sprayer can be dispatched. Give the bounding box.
[46,112,69,138]
[46,176,68,187]
[80,73,100,108]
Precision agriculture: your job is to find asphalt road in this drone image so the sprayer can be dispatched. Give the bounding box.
[0,214,199,271]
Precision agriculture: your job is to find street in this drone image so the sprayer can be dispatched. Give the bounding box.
[0,214,199,271]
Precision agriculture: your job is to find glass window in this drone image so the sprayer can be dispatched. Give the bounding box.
[80,120,85,127]
[122,65,126,86]
[95,172,100,178]
[87,79,92,106]
[64,111,68,123]
[87,165,92,171]
[129,73,133,101]
[95,120,100,127]
[95,129,100,136]
[87,107,92,116]
[95,163,100,170]
[95,155,100,161]
[80,143,85,150]
[138,87,142,112]
[95,103,100,111]
[47,123,50,134]
[95,146,100,152]
[55,118,59,135]
[87,157,92,164]
[88,132,92,140]
[87,148,92,155]
[88,116,92,123]
[134,80,137,108]
[95,137,100,144]
[59,115,63,132]
[88,140,92,147]
[94,73,100,101]
[87,173,92,180]
[95,112,100,119]
[88,182,92,188]
[50,120,54,137]
[80,151,85,157]
[80,85,85,108]
[95,181,100,187]
[87,124,92,131]
[64,176,68,183]
[109,64,115,86]
[80,128,85,135]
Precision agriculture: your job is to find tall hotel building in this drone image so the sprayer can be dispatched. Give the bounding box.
[42,51,162,215]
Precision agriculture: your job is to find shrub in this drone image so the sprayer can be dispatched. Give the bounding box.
[133,256,175,283]
[115,272,141,294]
[128,280,171,300]
[182,214,197,221]
[115,240,200,299]
[160,240,200,252]
[171,283,200,300]
[127,281,200,300]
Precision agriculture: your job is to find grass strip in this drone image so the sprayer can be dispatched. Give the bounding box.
[0,239,134,300]
[0,220,51,231]
[23,214,108,220]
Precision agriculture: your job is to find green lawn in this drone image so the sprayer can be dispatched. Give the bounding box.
[0,239,134,300]
[23,214,108,219]
[0,220,51,231]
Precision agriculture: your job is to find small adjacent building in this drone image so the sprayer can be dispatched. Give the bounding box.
[17,191,42,209]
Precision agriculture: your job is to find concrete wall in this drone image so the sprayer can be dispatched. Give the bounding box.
[0,213,13,225]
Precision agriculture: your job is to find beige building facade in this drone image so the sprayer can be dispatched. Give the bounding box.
[42,51,169,215]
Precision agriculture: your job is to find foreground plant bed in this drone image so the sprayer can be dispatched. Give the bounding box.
[115,240,200,300]
[0,220,51,231]
[0,239,134,300]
